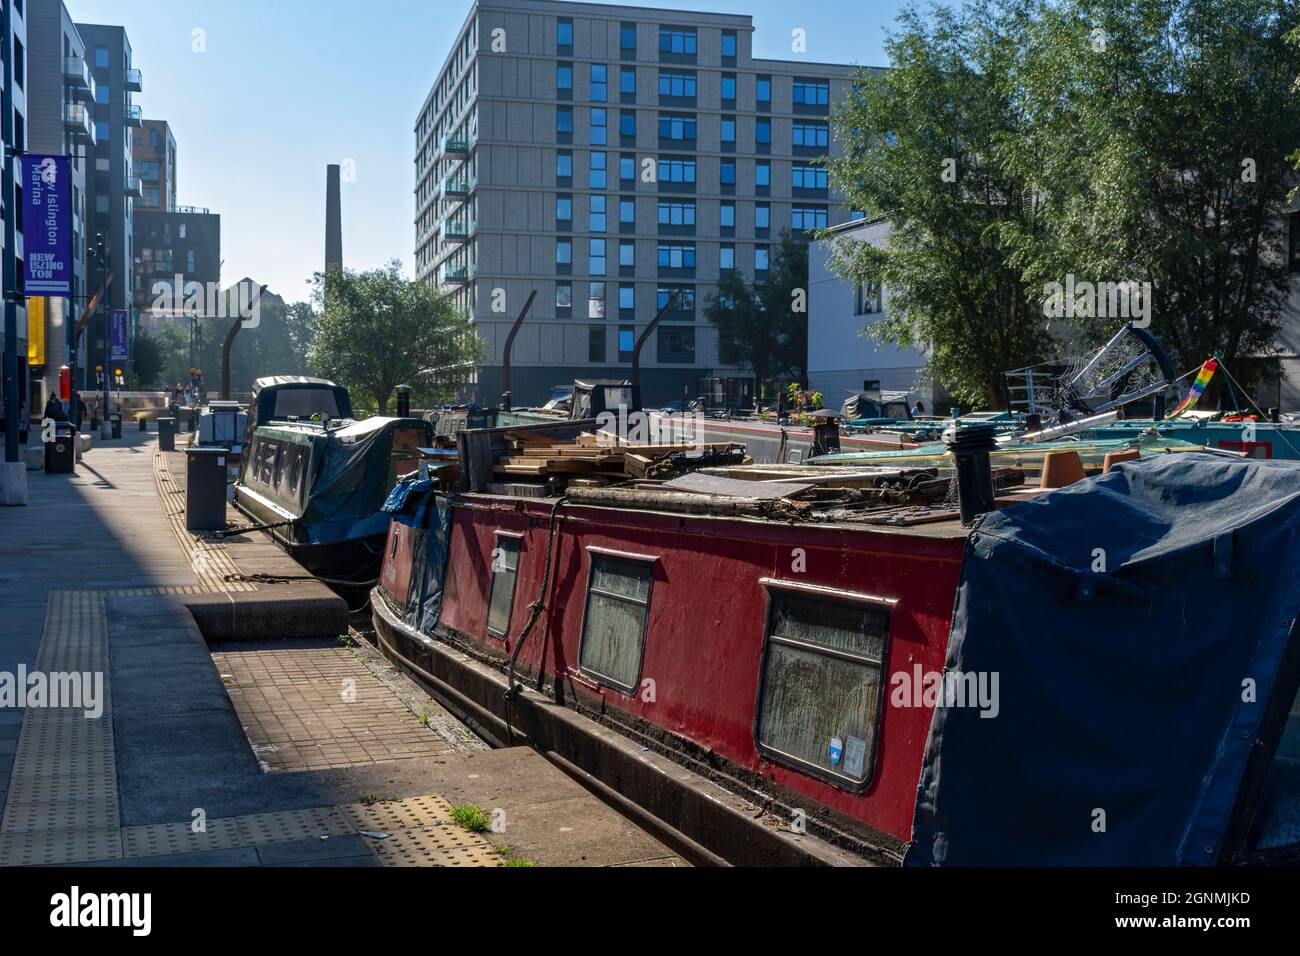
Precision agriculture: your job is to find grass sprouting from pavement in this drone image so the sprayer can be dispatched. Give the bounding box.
[450,803,491,832]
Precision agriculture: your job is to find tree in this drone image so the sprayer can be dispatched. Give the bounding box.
[307,262,481,414]
[1005,0,1300,392]
[825,1,1051,408]
[128,329,164,388]
[704,230,810,396]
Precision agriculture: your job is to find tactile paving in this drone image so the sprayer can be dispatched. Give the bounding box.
[0,827,123,866]
[4,771,118,803]
[341,794,458,833]
[0,797,119,833]
[362,825,501,867]
[122,818,247,858]
[232,805,357,844]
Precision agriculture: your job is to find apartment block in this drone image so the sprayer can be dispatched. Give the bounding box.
[414,0,858,407]
[132,117,175,211]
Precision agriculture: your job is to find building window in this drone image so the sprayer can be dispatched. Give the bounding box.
[791,206,828,231]
[854,282,882,316]
[618,326,636,360]
[721,74,736,102]
[557,18,573,49]
[486,536,522,637]
[557,107,573,135]
[793,164,829,190]
[12,40,23,90]
[556,281,573,309]
[590,151,607,189]
[95,84,109,104]
[721,31,737,59]
[588,325,606,363]
[721,117,736,144]
[755,203,770,230]
[755,587,891,790]
[720,202,735,229]
[556,194,573,225]
[658,113,696,141]
[720,160,736,186]
[793,79,831,106]
[657,286,696,313]
[755,246,770,272]
[657,243,696,269]
[620,110,637,139]
[755,161,770,188]
[621,23,637,51]
[590,107,607,145]
[556,151,573,179]
[657,70,696,98]
[756,76,771,106]
[557,239,573,266]
[589,195,606,232]
[94,46,109,68]
[619,240,636,268]
[619,154,635,181]
[589,238,606,275]
[620,197,635,224]
[658,27,697,55]
[619,284,635,311]
[756,118,771,146]
[557,62,574,92]
[657,326,696,364]
[591,64,607,102]
[579,553,654,694]
[657,158,696,184]
[588,281,606,318]
[720,244,735,271]
[620,66,636,95]
[657,200,695,226]
[793,121,830,148]
[95,122,109,142]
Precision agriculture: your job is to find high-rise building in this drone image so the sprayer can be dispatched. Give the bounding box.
[131,117,175,211]
[0,0,28,419]
[74,21,141,389]
[414,0,857,408]
[26,0,92,410]
[133,205,220,335]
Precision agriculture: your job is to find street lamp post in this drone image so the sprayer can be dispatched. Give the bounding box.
[1,0,20,468]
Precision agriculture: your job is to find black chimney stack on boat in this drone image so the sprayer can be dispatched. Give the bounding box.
[944,423,998,527]
[395,384,411,418]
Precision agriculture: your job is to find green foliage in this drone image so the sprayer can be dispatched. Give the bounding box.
[826,0,1300,406]
[308,262,481,415]
[127,330,164,388]
[449,803,491,833]
[703,230,809,397]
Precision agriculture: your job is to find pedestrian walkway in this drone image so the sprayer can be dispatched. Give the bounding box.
[0,428,685,867]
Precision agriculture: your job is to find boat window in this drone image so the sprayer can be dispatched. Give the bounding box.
[578,553,653,695]
[289,446,304,496]
[486,535,522,638]
[1247,676,1300,854]
[271,387,342,421]
[755,588,890,791]
[273,443,287,489]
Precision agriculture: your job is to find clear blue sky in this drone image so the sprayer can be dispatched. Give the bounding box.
[65,0,908,303]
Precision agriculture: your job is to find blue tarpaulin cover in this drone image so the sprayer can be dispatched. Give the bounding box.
[907,453,1300,866]
[404,493,454,635]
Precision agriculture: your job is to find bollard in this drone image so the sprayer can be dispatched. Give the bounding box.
[157,417,176,452]
[139,417,147,432]
[944,423,998,527]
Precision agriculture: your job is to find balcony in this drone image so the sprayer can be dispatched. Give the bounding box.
[124,67,142,92]
[63,56,91,91]
[440,174,476,200]
[439,261,476,285]
[125,177,144,199]
[63,104,95,142]
[441,132,472,155]
[441,218,476,242]
[124,104,143,126]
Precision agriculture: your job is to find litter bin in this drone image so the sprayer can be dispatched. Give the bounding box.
[185,446,230,532]
[139,416,147,432]
[109,413,122,439]
[44,422,76,473]
[157,417,176,452]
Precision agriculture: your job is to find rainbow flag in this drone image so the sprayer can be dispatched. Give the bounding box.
[1166,359,1217,419]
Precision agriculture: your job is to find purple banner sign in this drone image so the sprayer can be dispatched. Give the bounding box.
[109,310,129,362]
[20,154,73,296]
